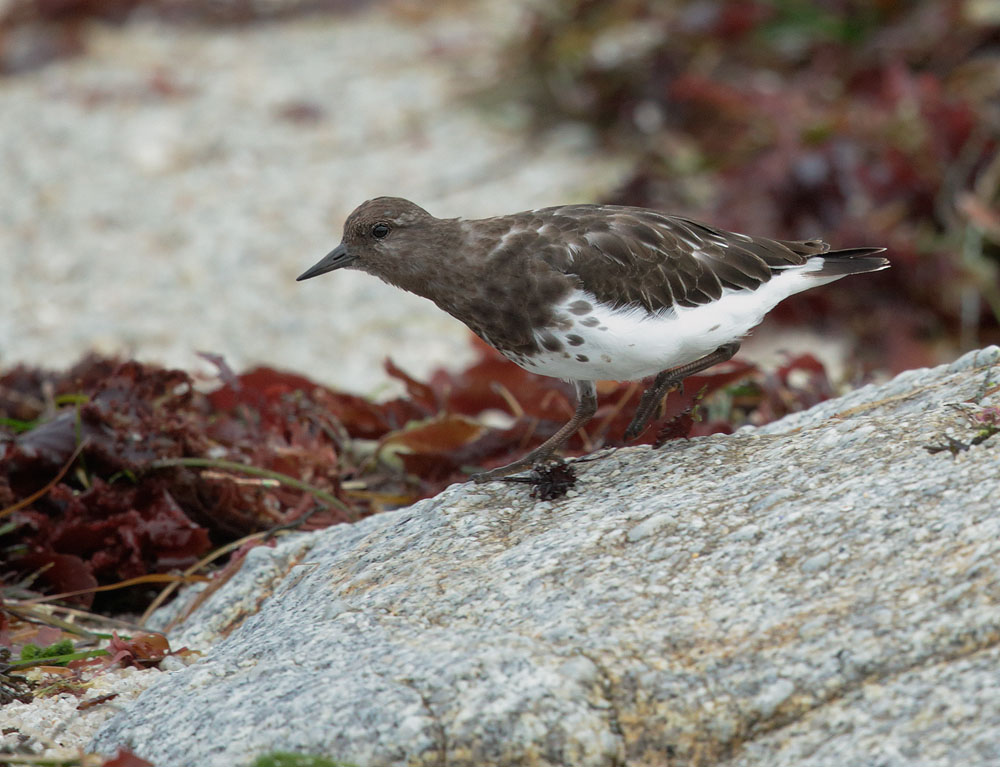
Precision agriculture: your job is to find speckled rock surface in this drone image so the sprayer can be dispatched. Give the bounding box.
[82,347,1000,766]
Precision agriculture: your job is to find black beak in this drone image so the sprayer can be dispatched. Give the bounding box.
[296,243,358,281]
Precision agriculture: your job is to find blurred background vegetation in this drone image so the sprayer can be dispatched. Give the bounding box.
[497,0,1000,374]
[3,0,997,375]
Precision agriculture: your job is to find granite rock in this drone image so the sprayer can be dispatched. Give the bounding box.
[89,347,1000,766]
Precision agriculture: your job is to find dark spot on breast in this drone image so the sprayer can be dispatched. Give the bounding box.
[580,316,600,327]
[576,354,589,362]
[601,354,612,363]
[539,331,563,352]
[598,326,608,332]
[708,324,720,332]
[566,334,584,346]
[568,300,592,315]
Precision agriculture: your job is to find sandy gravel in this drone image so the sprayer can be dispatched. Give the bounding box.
[0,3,627,394]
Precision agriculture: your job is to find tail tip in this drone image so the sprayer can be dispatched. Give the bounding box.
[815,247,890,277]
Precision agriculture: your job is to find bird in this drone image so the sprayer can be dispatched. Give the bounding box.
[297,197,888,482]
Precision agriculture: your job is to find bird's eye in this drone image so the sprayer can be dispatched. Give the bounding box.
[371,223,390,239]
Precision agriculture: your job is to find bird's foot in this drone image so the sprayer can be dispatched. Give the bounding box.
[623,416,651,443]
[470,457,543,483]
[471,458,578,500]
[624,380,683,441]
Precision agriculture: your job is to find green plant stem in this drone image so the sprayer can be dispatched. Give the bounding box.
[7,649,109,670]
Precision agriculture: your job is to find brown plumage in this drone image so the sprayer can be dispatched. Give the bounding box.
[298,197,888,481]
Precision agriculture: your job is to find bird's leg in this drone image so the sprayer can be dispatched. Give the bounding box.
[624,342,741,441]
[472,381,598,483]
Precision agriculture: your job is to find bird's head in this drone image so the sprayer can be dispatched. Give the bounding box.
[297,197,443,286]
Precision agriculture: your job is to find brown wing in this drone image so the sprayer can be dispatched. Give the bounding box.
[527,205,831,313]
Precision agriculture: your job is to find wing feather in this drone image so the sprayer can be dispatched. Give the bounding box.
[532,206,819,312]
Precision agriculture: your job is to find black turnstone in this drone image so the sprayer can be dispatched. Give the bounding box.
[298,197,888,481]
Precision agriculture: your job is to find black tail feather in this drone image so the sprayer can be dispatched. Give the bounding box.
[813,247,889,277]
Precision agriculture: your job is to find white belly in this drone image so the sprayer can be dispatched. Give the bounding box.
[509,262,839,381]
